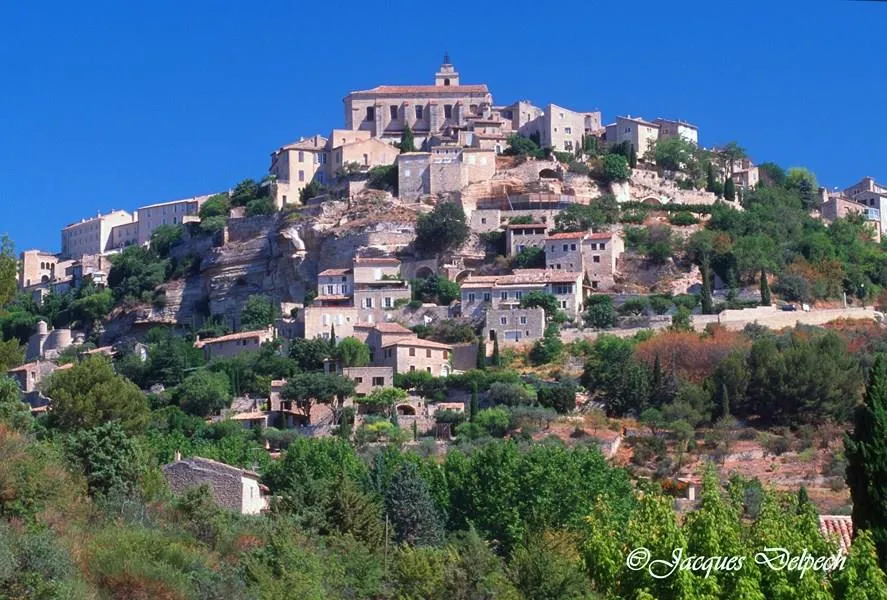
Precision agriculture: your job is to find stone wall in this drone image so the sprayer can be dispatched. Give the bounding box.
[162,458,244,513]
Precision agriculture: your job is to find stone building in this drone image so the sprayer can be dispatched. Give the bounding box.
[396,147,495,202]
[483,306,546,346]
[6,360,58,393]
[25,320,80,361]
[545,231,587,273]
[61,209,135,258]
[730,158,760,191]
[194,326,275,361]
[504,223,549,256]
[544,230,623,291]
[302,305,361,341]
[162,456,268,515]
[19,250,62,288]
[460,269,584,318]
[378,337,452,376]
[134,195,209,245]
[653,118,698,145]
[515,102,602,153]
[342,56,493,145]
[844,176,887,235]
[355,321,415,362]
[821,194,881,242]
[604,116,660,157]
[316,267,353,303]
[324,363,394,396]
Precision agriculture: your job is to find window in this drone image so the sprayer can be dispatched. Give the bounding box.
[600,243,606,250]
[570,244,577,251]
[565,127,572,134]
[298,151,304,162]
[443,350,449,359]
[372,376,385,386]
[593,255,601,263]
[410,365,416,372]
[500,316,507,325]
[556,264,561,270]
[483,292,491,302]
[520,316,527,325]
[390,105,398,120]
[366,106,375,121]
[298,170,305,182]
[415,105,423,119]
[354,377,363,384]
[500,291,508,301]
[426,366,432,373]
[562,244,568,251]
[384,297,392,308]
[559,112,564,119]
[365,297,373,308]
[426,349,432,358]
[444,104,453,118]
[468,293,476,302]
[326,285,333,294]
[515,291,523,300]
[443,78,450,86]
[481,217,487,224]
[409,347,416,357]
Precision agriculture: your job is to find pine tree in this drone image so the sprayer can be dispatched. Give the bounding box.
[470,383,479,422]
[491,335,501,367]
[760,269,771,306]
[384,462,443,547]
[721,383,730,418]
[400,123,416,153]
[326,475,386,548]
[329,323,336,350]
[846,354,887,570]
[724,177,736,201]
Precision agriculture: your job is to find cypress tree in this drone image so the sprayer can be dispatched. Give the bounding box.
[628,144,638,168]
[724,177,736,201]
[760,269,771,306]
[329,323,336,350]
[846,354,887,570]
[400,123,416,153]
[476,340,486,370]
[384,462,443,547]
[470,382,479,422]
[705,162,717,193]
[721,383,730,419]
[491,335,501,367]
[701,263,714,314]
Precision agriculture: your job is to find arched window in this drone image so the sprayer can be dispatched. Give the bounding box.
[443,78,450,86]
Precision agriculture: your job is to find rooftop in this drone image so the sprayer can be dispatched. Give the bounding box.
[164,455,261,481]
[462,269,583,288]
[371,322,413,334]
[195,328,272,348]
[819,515,853,554]
[381,337,452,350]
[505,223,548,230]
[588,232,614,240]
[349,84,489,96]
[354,256,401,266]
[318,268,353,277]
[546,231,588,240]
[138,194,213,211]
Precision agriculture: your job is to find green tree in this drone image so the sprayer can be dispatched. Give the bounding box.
[512,246,545,269]
[198,193,230,219]
[172,369,232,417]
[585,295,616,329]
[0,375,31,431]
[628,144,638,168]
[503,134,544,158]
[0,338,24,372]
[385,462,444,547]
[537,382,577,414]
[509,531,591,600]
[0,235,17,308]
[705,161,719,194]
[150,224,184,258]
[415,203,470,255]
[240,294,275,331]
[281,372,356,424]
[552,195,619,232]
[846,354,887,570]
[299,180,323,203]
[230,178,261,207]
[66,421,145,498]
[832,529,887,600]
[724,177,736,201]
[760,269,771,306]
[520,290,559,317]
[43,355,149,433]
[491,335,501,367]
[400,122,416,153]
[107,245,169,303]
[325,475,386,548]
[600,154,631,183]
[529,325,564,366]
[785,167,819,209]
[289,337,332,371]
[356,386,407,415]
[651,136,696,172]
[333,336,370,367]
[470,382,479,421]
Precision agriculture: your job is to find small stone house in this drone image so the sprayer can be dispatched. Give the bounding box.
[483,306,546,346]
[162,456,269,515]
[194,326,275,361]
[378,337,453,377]
[504,223,548,257]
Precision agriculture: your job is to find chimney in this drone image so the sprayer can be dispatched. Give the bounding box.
[174,450,182,462]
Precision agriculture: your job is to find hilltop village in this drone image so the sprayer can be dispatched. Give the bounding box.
[6,56,887,596]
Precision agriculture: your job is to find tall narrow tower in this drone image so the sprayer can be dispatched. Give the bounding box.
[434,52,460,87]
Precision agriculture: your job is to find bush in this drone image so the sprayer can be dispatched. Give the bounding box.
[512,246,545,269]
[599,154,631,183]
[673,294,699,310]
[414,203,470,255]
[649,295,673,315]
[367,164,398,193]
[585,295,616,329]
[669,211,699,226]
[620,211,646,224]
[774,274,811,302]
[618,297,649,316]
[537,383,577,414]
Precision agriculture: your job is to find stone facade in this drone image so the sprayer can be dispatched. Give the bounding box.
[135,195,209,245]
[19,250,61,288]
[483,306,545,346]
[61,209,135,258]
[505,223,548,256]
[194,326,275,360]
[343,58,493,144]
[397,147,496,202]
[6,360,58,393]
[604,116,660,157]
[378,337,452,376]
[653,118,698,145]
[582,232,623,291]
[843,177,887,235]
[162,456,268,515]
[341,366,394,396]
[821,195,881,242]
[519,103,602,153]
[302,305,361,341]
[461,269,584,318]
[545,231,586,273]
[25,320,81,361]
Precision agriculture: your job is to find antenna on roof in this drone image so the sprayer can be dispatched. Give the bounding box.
[443,50,451,64]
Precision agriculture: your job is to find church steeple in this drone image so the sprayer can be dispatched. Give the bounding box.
[435,52,459,87]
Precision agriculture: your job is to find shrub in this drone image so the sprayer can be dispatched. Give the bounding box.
[585,295,616,329]
[669,211,699,226]
[599,154,631,183]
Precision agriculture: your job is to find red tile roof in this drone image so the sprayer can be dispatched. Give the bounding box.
[819,515,853,554]
[381,337,452,350]
[372,322,413,334]
[506,223,547,229]
[318,268,353,276]
[546,231,587,240]
[195,329,273,348]
[588,232,614,240]
[461,269,582,288]
[351,84,489,95]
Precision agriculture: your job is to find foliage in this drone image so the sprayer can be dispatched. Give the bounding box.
[512,246,545,268]
[520,290,559,317]
[0,375,31,431]
[66,422,145,498]
[281,372,356,424]
[552,195,619,232]
[385,462,444,546]
[412,319,475,344]
[0,236,16,308]
[150,224,184,258]
[300,180,324,203]
[537,382,577,414]
[172,369,232,417]
[198,193,230,219]
[108,245,169,303]
[487,381,536,407]
[356,386,407,413]
[503,134,544,159]
[669,211,699,226]
[43,355,149,433]
[411,275,461,305]
[399,123,416,153]
[240,294,275,331]
[367,164,398,193]
[415,202,470,255]
[529,325,564,366]
[585,295,616,329]
[334,336,370,367]
[599,154,631,183]
[289,337,333,371]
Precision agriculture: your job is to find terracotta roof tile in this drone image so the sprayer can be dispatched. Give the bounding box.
[588,232,614,240]
[546,231,588,240]
[195,329,273,348]
[351,84,489,95]
[819,515,853,554]
[354,257,401,265]
[381,337,453,350]
[373,322,413,334]
[318,268,353,276]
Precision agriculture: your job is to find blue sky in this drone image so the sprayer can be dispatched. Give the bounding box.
[1,0,885,252]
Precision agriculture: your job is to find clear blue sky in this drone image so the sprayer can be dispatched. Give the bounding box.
[1,0,885,252]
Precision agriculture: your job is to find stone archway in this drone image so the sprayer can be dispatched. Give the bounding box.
[416,266,435,280]
[640,195,662,206]
[539,168,559,180]
[454,269,473,283]
[396,404,417,416]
